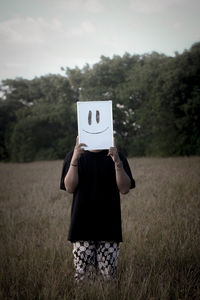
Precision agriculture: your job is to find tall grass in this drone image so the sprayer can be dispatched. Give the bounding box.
[0,157,199,299]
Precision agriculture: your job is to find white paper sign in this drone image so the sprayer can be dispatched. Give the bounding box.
[77,101,114,150]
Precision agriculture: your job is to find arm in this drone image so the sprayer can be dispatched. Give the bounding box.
[108,147,131,194]
[64,137,87,193]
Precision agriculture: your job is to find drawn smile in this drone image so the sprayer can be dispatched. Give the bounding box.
[83,127,109,134]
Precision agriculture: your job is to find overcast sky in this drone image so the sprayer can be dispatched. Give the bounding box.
[0,0,200,80]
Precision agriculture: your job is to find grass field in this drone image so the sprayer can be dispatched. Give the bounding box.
[0,157,200,300]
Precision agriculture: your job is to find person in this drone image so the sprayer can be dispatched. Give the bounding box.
[60,137,135,282]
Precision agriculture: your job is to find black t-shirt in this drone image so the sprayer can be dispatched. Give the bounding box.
[60,150,135,243]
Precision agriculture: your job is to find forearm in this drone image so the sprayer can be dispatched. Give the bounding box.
[108,147,131,194]
[115,161,131,194]
[64,138,87,193]
[64,158,79,193]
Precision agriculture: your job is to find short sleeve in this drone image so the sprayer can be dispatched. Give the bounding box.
[119,152,135,189]
[60,151,73,191]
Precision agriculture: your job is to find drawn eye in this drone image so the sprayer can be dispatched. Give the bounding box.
[88,110,92,125]
[96,110,100,123]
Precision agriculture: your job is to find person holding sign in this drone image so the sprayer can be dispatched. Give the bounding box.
[60,101,135,282]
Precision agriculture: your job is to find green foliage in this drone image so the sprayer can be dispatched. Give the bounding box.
[0,42,200,161]
[0,98,24,160]
[0,75,76,161]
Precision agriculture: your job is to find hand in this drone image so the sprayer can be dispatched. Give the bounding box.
[107,147,120,164]
[72,136,87,163]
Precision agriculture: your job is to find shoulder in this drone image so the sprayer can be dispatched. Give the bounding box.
[118,151,131,169]
[63,150,74,162]
[118,151,127,161]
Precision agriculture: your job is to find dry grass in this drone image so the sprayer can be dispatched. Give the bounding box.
[0,157,200,300]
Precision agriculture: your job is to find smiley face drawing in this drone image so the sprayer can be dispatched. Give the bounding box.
[77,101,114,150]
[83,110,109,134]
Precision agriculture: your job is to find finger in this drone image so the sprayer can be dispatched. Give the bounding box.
[76,136,79,146]
[109,147,115,153]
[79,143,87,148]
[107,148,113,156]
[79,149,85,155]
[110,146,118,153]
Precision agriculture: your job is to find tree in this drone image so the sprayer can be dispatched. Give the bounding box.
[0,75,77,161]
[1,42,200,161]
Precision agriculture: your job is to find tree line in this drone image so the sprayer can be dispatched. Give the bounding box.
[0,42,200,162]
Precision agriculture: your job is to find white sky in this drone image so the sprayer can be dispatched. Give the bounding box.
[0,0,200,80]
